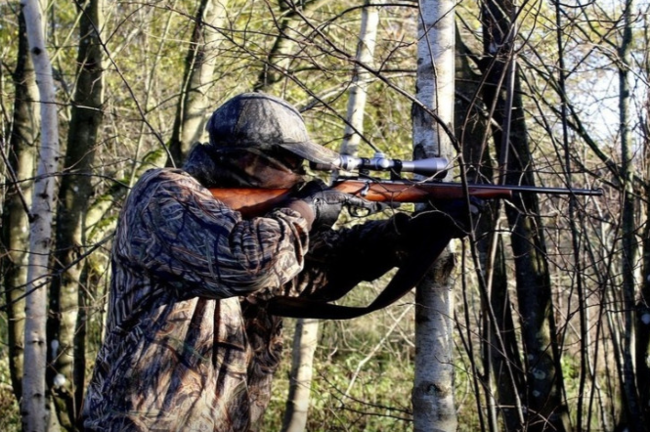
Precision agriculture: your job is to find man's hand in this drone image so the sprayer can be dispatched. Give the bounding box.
[425,197,484,238]
[394,197,484,250]
[289,180,382,230]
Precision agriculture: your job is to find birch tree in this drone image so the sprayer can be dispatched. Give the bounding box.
[281,3,381,430]
[340,0,380,156]
[21,0,60,430]
[281,317,318,432]
[411,0,457,430]
[1,8,39,402]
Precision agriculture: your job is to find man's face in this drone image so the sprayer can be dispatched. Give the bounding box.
[209,146,306,189]
[237,147,305,189]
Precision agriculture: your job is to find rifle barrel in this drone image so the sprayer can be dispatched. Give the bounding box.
[334,180,603,202]
[458,183,604,196]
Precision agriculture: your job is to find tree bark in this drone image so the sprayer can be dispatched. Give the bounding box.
[503,73,571,432]
[253,0,328,92]
[341,0,379,155]
[281,318,319,432]
[479,1,571,429]
[456,31,526,431]
[281,4,380,429]
[47,0,104,429]
[21,0,61,430]
[168,0,227,165]
[411,0,457,430]
[641,7,650,423]
[1,7,39,402]
[618,0,646,430]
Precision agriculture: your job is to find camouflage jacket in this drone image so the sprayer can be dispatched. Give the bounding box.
[82,168,405,432]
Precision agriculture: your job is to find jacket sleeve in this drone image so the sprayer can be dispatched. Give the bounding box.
[296,216,411,302]
[115,169,310,299]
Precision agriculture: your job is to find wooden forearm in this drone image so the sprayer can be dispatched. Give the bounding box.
[209,180,601,217]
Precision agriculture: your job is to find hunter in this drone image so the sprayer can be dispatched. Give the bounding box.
[81,92,470,431]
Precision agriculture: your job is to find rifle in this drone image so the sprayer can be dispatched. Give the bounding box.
[209,154,603,217]
[209,154,602,319]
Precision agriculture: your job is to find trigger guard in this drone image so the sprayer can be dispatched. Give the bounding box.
[349,205,370,218]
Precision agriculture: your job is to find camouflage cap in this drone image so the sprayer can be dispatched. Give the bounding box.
[206,93,340,166]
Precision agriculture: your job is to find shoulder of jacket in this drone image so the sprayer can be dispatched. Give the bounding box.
[137,168,199,186]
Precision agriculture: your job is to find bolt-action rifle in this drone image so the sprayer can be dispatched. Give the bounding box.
[209,153,603,319]
[209,153,603,217]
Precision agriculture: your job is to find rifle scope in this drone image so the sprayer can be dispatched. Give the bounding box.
[312,153,450,177]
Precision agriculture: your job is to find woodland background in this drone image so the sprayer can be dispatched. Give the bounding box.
[0,0,648,431]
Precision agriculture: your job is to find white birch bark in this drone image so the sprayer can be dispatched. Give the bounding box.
[281,318,319,432]
[281,4,381,431]
[411,0,457,430]
[341,0,380,155]
[21,0,60,430]
[2,7,40,401]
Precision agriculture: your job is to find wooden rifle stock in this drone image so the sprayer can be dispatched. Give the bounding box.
[209,180,603,217]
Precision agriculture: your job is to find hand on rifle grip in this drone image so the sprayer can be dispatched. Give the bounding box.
[428,196,484,238]
[290,179,380,230]
[397,197,484,244]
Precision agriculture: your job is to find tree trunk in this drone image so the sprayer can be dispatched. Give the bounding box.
[411,0,457,430]
[281,318,319,432]
[1,7,39,402]
[47,0,104,428]
[21,0,61,430]
[341,0,379,155]
[618,1,646,430]
[253,0,328,92]
[641,9,650,424]
[503,72,571,432]
[456,31,526,431]
[479,1,571,428]
[168,0,227,165]
[281,4,380,429]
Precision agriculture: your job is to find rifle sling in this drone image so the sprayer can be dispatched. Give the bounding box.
[266,237,451,320]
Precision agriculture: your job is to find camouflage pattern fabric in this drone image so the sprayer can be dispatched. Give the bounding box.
[82,168,405,432]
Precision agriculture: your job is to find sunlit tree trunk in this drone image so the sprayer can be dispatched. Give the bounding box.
[411,0,457,430]
[281,4,380,429]
[21,0,60,430]
[281,318,318,432]
[340,0,379,156]
[168,0,227,164]
[254,0,328,92]
[47,0,104,429]
[1,8,39,403]
[254,0,297,92]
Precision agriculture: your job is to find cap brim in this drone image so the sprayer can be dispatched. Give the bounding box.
[278,140,341,167]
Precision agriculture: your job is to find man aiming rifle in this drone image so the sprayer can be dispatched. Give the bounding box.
[81,92,474,431]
